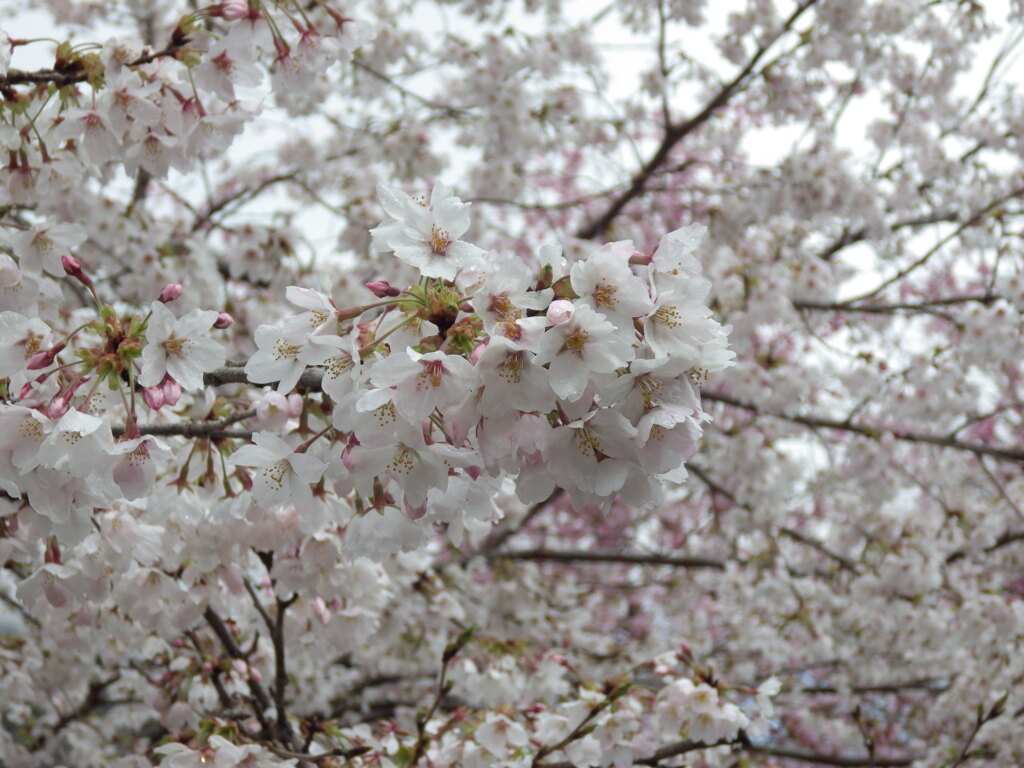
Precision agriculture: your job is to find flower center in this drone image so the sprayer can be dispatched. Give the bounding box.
[593,282,618,308]
[18,417,44,443]
[162,335,192,359]
[23,332,42,357]
[326,353,354,378]
[564,330,589,355]
[637,375,662,410]
[489,294,517,321]
[430,226,452,256]
[273,339,302,360]
[262,460,290,490]
[388,445,415,475]
[499,352,525,384]
[575,426,602,459]
[417,360,445,389]
[653,305,681,329]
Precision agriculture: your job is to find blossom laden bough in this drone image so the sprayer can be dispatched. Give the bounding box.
[2,0,1021,765]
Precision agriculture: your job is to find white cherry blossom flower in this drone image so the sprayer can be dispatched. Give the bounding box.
[4,221,86,277]
[0,311,53,379]
[230,432,326,512]
[111,435,173,500]
[475,713,529,756]
[546,408,638,498]
[571,240,653,323]
[642,278,714,362]
[364,348,477,421]
[476,336,554,414]
[652,223,706,278]
[35,409,114,478]
[471,255,550,332]
[370,182,487,280]
[0,405,53,473]
[138,302,226,390]
[245,322,334,393]
[536,302,635,401]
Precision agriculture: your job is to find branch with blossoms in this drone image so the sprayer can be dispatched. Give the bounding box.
[576,0,822,240]
[703,392,1024,464]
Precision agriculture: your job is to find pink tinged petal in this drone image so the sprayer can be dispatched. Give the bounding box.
[162,375,182,406]
[143,386,165,410]
[113,440,157,499]
[44,576,69,607]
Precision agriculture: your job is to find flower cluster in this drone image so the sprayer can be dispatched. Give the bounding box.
[228,183,732,550]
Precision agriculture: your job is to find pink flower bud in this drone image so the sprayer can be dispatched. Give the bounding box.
[161,375,182,407]
[366,280,401,298]
[628,249,653,266]
[213,311,234,329]
[546,299,575,325]
[26,342,66,370]
[61,254,93,287]
[470,339,488,364]
[312,596,331,626]
[143,385,165,411]
[20,373,49,400]
[210,0,253,20]
[158,283,183,303]
[45,392,72,419]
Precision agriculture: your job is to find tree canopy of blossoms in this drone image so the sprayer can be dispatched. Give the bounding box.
[2,0,1024,766]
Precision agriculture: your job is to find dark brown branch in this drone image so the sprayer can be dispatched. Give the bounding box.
[0,589,40,628]
[793,294,997,314]
[243,574,297,749]
[703,391,1024,464]
[263,745,373,765]
[352,59,469,118]
[945,529,1024,564]
[49,674,121,739]
[114,409,256,440]
[575,0,821,240]
[687,464,860,573]
[840,185,1024,306]
[203,365,325,390]
[800,677,949,695]
[490,548,725,570]
[3,42,187,87]
[537,736,919,768]
[744,743,919,767]
[190,172,301,233]
[203,607,275,738]
[473,489,564,557]
[778,527,860,574]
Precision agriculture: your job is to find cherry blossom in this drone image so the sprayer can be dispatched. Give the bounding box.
[371,182,488,280]
[2,0,1023,766]
[138,302,226,390]
[230,431,327,513]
